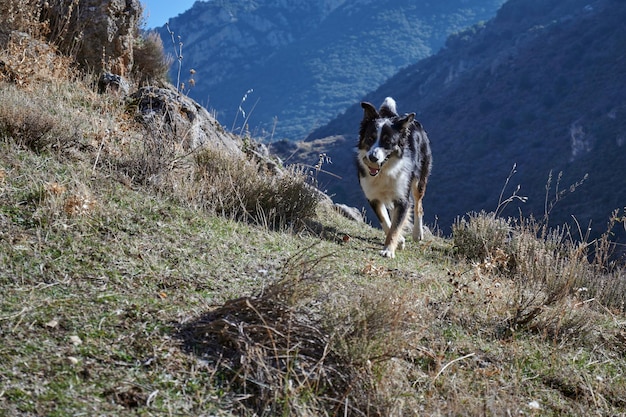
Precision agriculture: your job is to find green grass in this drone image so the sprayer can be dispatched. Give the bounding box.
[1,40,626,416]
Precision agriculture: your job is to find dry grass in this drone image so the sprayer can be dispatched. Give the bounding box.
[132,31,172,86]
[453,211,626,338]
[0,0,83,57]
[189,148,321,230]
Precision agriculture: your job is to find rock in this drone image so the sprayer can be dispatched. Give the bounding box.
[334,203,364,223]
[74,0,143,76]
[97,71,130,95]
[128,86,243,153]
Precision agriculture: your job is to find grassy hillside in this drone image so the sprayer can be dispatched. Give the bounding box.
[2,4,626,416]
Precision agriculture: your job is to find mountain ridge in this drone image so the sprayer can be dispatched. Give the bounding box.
[158,0,505,140]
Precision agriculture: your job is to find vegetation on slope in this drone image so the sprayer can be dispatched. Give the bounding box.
[2,2,626,416]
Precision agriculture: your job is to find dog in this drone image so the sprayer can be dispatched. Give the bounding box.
[357,97,432,258]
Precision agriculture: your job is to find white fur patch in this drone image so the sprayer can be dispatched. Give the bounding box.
[358,150,413,205]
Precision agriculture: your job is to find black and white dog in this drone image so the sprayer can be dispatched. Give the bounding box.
[357,97,432,258]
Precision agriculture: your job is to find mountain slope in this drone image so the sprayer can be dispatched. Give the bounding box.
[292,0,626,241]
[158,0,505,140]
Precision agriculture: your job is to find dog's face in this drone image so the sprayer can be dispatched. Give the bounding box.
[358,101,415,177]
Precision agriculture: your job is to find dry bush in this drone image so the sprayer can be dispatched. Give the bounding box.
[179,254,429,416]
[132,31,172,86]
[0,92,56,150]
[0,78,118,156]
[0,0,82,56]
[453,211,626,339]
[452,211,511,262]
[113,119,186,186]
[324,280,429,416]
[453,212,589,335]
[113,125,321,231]
[178,254,341,416]
[0,31,75,85]
[504,220,589,333]
[0,0,42,35]
[190,147,321,230]
[0,84,82,152]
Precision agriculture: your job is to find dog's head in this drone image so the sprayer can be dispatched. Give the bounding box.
[358,97,415,177]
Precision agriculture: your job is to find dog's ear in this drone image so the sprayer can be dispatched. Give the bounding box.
[361,102,379,121]
[397,112,415,130]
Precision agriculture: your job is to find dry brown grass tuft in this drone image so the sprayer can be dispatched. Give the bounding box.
[189,147,321,230]
[132,31,172,86]
[0,0,83,58]
[453,211,626,340]
[0,31,76,86]
[178,252,434,416]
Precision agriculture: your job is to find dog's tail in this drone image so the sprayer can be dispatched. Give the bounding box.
[379,97,398,117]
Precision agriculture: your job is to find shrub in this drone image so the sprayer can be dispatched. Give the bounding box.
[453,210,626,337]
[179,254,429,416]
[0,0,42,35]
[452,211,511,262]
[0,0,82,57]
[191,147,321,230]
[453,212,586,334]
[132,31,172,86]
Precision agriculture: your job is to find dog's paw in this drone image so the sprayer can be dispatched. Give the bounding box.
[412,228,424,242]
[398,236,406,250]
[380,247,396,258]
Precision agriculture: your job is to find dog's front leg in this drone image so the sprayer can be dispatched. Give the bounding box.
[370,199,392,232]
[381,201,410,258]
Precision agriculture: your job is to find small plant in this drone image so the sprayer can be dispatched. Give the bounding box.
[190,147,321,231]
[132,31,172,86]
[231,88,256,134]
[452,212,511,262]
[543,169,588,224]
[0,0,83,58]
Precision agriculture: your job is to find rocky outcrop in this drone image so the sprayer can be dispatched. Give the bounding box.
[75,0,142,75]
[128,86,244,153]
[98,71,130,95]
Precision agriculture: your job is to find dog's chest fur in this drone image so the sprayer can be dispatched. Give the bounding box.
[358,152,413,205]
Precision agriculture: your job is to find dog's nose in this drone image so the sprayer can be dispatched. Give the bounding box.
[368,153,379,163]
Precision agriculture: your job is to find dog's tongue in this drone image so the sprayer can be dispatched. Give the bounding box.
[369,166,380,176]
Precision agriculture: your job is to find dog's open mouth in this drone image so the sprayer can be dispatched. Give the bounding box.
[363,157,385,177]
[368,166,380,176]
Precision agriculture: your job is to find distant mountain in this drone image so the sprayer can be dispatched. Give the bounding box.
[279,0,626,243]
[157,0,505,140]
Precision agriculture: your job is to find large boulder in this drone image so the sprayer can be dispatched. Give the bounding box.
[75,0,142,75]
[128,86,244,153]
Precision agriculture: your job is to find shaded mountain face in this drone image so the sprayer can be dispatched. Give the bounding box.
[286,0,626,243]
[157,0,505,140]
